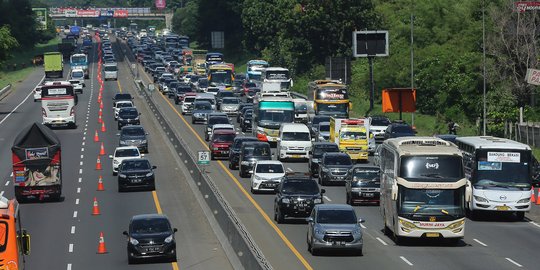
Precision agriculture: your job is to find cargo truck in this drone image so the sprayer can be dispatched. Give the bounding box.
[44,52,63,78]
[0,196,31,269]
[58,38,76,58]
[329,117,371,162]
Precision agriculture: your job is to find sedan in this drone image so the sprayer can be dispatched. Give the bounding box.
[123,214,177,264]
[117,158,157,192]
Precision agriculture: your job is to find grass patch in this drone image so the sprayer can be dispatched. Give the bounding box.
[0,37,61,89]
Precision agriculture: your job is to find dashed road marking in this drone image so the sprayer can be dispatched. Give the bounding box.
[529,221,540,229]
[0,191,4,196]
[79,169,83,174]
[73,211,78,218]
[71,226,75,234]
[376,237,388,246]
[80,155,84,159]
[78,177,82,183]
[473,238,488,247]
[505,258,523,268]
[82,141,85,146]
[400,256,413,266]
[360,223,367,229]
[67,264,72,270]
[10,172,13,177]
[80,161,83,166]
[81,147,85,152]
[68,243,73,252]
[323,195,332,202]
[75,198,79,205]
[77,187,81,193]
[286,168,293,172]
[4,181,9,186]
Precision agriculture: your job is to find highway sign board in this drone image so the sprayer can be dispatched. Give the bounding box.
[198,151,210,165]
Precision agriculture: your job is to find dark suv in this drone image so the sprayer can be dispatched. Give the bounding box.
[383,121,416,139]
[117,107,141,130]
[118,125,149,153]
[117,158,157,192]
[239,141,272,178]
[318,152,353,186]
[228,136,259,169]
[345,165,381,205]
[309,142,339,176]
[274,173,325,223]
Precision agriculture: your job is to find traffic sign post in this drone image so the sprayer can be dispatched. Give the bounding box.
[198,151,210,174]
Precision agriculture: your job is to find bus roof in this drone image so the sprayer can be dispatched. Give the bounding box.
[42,81,72,87]
[384,136,462,156]
[265,67,289,72]
[455,136,531,151]
[209,64,232,70]
[248,60,269,65]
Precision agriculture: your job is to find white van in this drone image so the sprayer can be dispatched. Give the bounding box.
[277,123,312,160]
[103,63,118,80]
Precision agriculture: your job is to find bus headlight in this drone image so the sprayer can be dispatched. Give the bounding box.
[473,195,489,203]
[517,198,530,204]
[446,220,465,230]
[399,219,416,229]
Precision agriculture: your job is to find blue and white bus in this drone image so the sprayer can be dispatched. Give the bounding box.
[246,60,269,82]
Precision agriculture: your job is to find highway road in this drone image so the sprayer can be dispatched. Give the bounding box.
[117,37,540,270]
[0,38,236,270]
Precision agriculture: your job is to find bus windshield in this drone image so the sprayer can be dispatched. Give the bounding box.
[316,103,348,114]
[400,156,464,181]
[210,70,233,85]
[258,110,294,127]
[399,187,465,218]
[265,70,289,80]
[474,150,531,188]
[71,55,87,64]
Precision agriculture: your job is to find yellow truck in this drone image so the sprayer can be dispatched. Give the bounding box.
[329,117,370,162]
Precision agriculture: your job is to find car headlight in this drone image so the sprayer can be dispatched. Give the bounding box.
[473,195,489,203]
[164,234,174,243]
[129,237,139,245]
[446,220,465,230]
[141,140,147,144]
[314,228,324,235]
[254,175,263,181]
[145,172,154,177]
[241,161,250,165]
[194,113,201,117]
[311,158,319,164]
[244,120,250,123]
[281,198,290,203]
[118,174,127,178]
[280,146,287,150]
[517,198,530,204]
[399,219,416,229]
[213,147,219,150]
[119,140,127,145]
[314,198,322,204]
[134,117,140,121]
[321,167,329,172]
[305,146,311,152]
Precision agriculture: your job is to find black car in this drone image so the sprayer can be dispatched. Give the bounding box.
[240,111,253,132]
[384,122,416,139]
[117,158,157,192]
[166,81,181,98]
[345,165,381,205]
[117,107,141,130]
[309,115,331,137]
[274,173,325,223]
[118,125,149,153]
[318,152,353,186]
[246,88,260,102]
[113,93,133,107]
[239,141,272,178]
[205,114,230,141]
[228,136,259,170]
[173,84,192,104]
[309,142,340,176]
[123,214,177,264]
[237,104,254,123]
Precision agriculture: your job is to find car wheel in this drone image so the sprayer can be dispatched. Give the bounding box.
[239,169,245,178]
[211,153,215,160]
[356,249,363,256]
[276,208,285,224]
[310,245,319,256]
[117,125,121,130]
[113,171,117,176]
[128,254,136,264]
[241,126,246,132]
[175,100,178,104]
[516,211,525,221]
[191,119,195,124]
[228,162,233,170]
[251,186,257,194]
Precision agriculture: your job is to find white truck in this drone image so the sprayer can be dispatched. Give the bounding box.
[261,82,281,93]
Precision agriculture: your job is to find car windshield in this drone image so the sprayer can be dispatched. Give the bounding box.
[243,146,270,157]
[256,164,284,173]
[317,209,356,224]
[72,71,84,78]
[117,102,133,108]
[209,117,229,125]
[281,180,320,195]
[372,118,391,126]
[219,92,234,98]
[213,133,235,142]
[282,132,310,141]
[114,94,132,100]
[121,160,151,171]
[324,155,352,166]
[104,65,117,72]
[340,131,366,140]
[351,169,380,187]
[312,116,331,126]
[194,103,212,110]
[393,125,414,133]
[131,218,170,234]
[319,124,330,132]
[295,103,307,112]
[122,128,145,136]
[222,98,239,104]
[198,80,208,87]
[119,109,138,117]
[313,145,339,156]
[115,148,140,157]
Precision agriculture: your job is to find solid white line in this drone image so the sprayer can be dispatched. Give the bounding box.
[5,181,9,186]
[0,75,44,126]
[69,243,73,252]
[376,237,388,246]
[529,221,540,229]
[77,187,81,193]
[400,256,413,266]
[75,198,79,205]
[67,264,72,270]
[473,238,488,247]
[360,223,367,229]
[71,226,76,234]
[505,258,523,268]
[323,195,332,202]
[73,211,78,218]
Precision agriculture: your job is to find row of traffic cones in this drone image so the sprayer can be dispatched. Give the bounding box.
[531,187,540,205]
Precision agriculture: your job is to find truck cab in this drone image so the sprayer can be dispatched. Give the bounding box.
[0,196,31,269]
[329,117,372,162]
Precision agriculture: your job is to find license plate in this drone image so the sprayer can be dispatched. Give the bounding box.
[426,232,440,238]
[221,151,229,154]
[362,192,374,197]
[332,241,346,246]
[146,247,160,252]
[265,183,277,187]
[292,155,301,158]
[130,179,142,183]
[496,206,510,211]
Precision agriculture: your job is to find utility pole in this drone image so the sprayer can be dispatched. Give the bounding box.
[410,0,415,127]
[482,0,487,135]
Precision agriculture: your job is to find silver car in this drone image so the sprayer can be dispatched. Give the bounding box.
[306,204,364,256]
[220,97,241,116]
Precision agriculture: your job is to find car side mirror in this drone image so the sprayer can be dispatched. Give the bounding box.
[140,154,145,157]
[152,165,157,169]
[306,217,314,223]
[108,155,113,159]
[122,231,128,236]
[21,230,31,255]
[320,188,326,194]
[173,228,178,233]
[358,218,365,224]
[116,133,120,136]
[139,113,142,115]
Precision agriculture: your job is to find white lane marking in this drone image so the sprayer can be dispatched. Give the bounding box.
[473,238,488,247]
[80,161,83,166]
[0,75,44,126]
[376,237,388,246]
[67,264,72,270]
[69,243,73,252]
[286,168,293,172]
[530,221,540,229]
[80,155,84,159]
[505,258,523,268]
[71,226,76,234]
[84,127,87,131]
[77,187,81,193]
[5,181,9,186]
[81,147,85,152]
[0,191,4,196]
[10,172,13,177]
[360,223,367,229]
[323,195,332,202]
[79,169,83,174]
[82,141,85,146]
[73,211,78,218]
[75,198,79,205]
[82,136,86,141]
[83,131,86,135]
[78,177,82,183]
[400,256,413,266]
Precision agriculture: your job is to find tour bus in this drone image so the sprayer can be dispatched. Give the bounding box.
[308,79,351,118]
[41,81,77,128]
[455,136,533,220]
[0,196,31,270]
[69,53,89,78]
[246,60,269,82]
[208,64,234,90]
[379,137,467,244]
[262,67,293,91]
[252,96,295,142]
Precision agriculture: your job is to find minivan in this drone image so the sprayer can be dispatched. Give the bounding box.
[239,141,272,178]
[103,62,118,80]
[277,123,312,161]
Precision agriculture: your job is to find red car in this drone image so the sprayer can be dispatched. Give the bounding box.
[242,81,258,95]
[209,130,237,160]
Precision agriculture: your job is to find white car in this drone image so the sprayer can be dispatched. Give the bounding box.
[113,101,135,120]
[250,160,285,193]
[109,146,143,175]
[33,85,42,102]
[69,79,83,94]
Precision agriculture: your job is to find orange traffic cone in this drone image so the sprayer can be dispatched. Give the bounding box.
[97,175,105,191]
[99,142,106,156]
[94,130,100,142]
[96,156,102,170]
[101,121,106,132]
[92,197,101,215]
[532,187,537,204]
[100,101,104,110]
[100,85,104,92]
[98,107,103,117]
[537,188,540,205]
[98,114,102,124]
[97,232,108,254]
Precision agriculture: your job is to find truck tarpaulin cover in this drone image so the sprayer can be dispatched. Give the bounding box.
[11,123,61,186]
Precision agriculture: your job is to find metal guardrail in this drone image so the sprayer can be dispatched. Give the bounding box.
[290,91,308,100]
[118,40,273,270]
[0,84,12,100]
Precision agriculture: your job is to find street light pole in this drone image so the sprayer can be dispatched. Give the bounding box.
[482,0,487,135]
[411,0,415,127]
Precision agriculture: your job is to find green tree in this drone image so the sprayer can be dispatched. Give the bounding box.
[0,25,20,65]
[172,0,198,37]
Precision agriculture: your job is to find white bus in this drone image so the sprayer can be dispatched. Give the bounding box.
[41,81,77,129]
[379,137,466,244]
[262,67,293,91]
[455,136,532,220]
